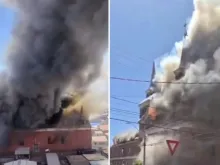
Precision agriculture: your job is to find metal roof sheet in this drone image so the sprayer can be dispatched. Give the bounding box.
[15,147,30,155]
[90,160,108,165]
[46,153,61,165]
[66,155,89,165]
[4,160,37,165]
[83,153,106,161]
[139,94,156,107]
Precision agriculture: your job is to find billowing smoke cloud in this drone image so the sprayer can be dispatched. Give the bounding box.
[0,0,108,146]
[152,0,220,127]
[113,130,138,144]
[143,0,220,164]
[63,56,108,119]
[154,55,180,91]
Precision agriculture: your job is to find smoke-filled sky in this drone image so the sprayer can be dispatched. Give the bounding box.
[0,0,108,147]
[110,0,193,145]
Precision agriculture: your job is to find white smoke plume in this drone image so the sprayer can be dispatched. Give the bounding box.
[152,0,220,127]
[154,55,180,91]
[113,130,138,144]
[63,56,108,119]
[174,41,183,57]
[0,0,108,146]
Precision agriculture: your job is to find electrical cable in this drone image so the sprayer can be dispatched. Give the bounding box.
[111,96,139,105]
[111,76,220,84]
[110,117,207,135]
[111,111,138,118]
[111,107,139,114]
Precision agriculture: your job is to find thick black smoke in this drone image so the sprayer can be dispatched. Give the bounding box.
[0,0,108,146]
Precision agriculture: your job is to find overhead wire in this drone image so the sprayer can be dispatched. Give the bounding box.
[111,50,149,72]
[111,96,139,105]
[110,117,220,136]
[111,76,220,84]
[111,108,139,115]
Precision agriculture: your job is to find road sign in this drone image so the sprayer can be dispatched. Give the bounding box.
[166,140,179,155]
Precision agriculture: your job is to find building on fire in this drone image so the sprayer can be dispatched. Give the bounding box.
[0,103,108,165]
[110,62,156,165]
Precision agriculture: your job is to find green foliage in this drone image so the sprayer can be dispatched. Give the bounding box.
[134,160,142,165]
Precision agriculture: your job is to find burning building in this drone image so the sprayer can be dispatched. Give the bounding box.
[137,0,220,164]
[0,0,108,150]
[0,1,109,165]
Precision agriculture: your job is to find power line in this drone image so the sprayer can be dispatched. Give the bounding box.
[111,108,139,115]
[111,96,139,105]
[111,117,220,142]
[111,76,220,84]
[111,77,149,83]
[110,117,203,135]
[111,111,138,118]
[110,117,137,125]
[111,95,144,98]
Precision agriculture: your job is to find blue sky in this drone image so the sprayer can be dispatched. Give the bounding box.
[0,4,14,70]
[110,0,194,145]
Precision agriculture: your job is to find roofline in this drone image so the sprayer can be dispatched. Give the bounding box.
[139,94,156,109]
[13,127,91,132]
[111,138,142,147]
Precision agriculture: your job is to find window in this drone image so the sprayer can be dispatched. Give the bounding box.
[121,148,124,155]
[33,144,39,152]
[48,137,52,144]
[61,136,65,144]
[19,140,24,146]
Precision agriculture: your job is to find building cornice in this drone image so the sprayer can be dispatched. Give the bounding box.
[139,94,155,109]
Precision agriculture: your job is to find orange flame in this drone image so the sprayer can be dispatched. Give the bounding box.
[148,107,157,120]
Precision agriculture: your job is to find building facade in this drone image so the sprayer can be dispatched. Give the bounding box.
[110,138,142,165]
[136,30,220,164]
[0,128,92,155]
[91,120,108,155]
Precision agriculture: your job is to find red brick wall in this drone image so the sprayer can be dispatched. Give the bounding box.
[0,128,92,154]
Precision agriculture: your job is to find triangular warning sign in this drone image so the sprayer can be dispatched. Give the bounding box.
[166,140,179,155]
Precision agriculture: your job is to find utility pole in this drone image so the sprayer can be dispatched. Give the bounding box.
[143,131,146,165]
[140,125,146,165]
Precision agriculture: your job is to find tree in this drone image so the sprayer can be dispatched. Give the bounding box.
[134,160,142,165]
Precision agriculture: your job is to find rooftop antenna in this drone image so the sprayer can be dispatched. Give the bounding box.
[184,22,188,37]
[150,61,156,86]
[146,61,156,97]
[79,106,85,124]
